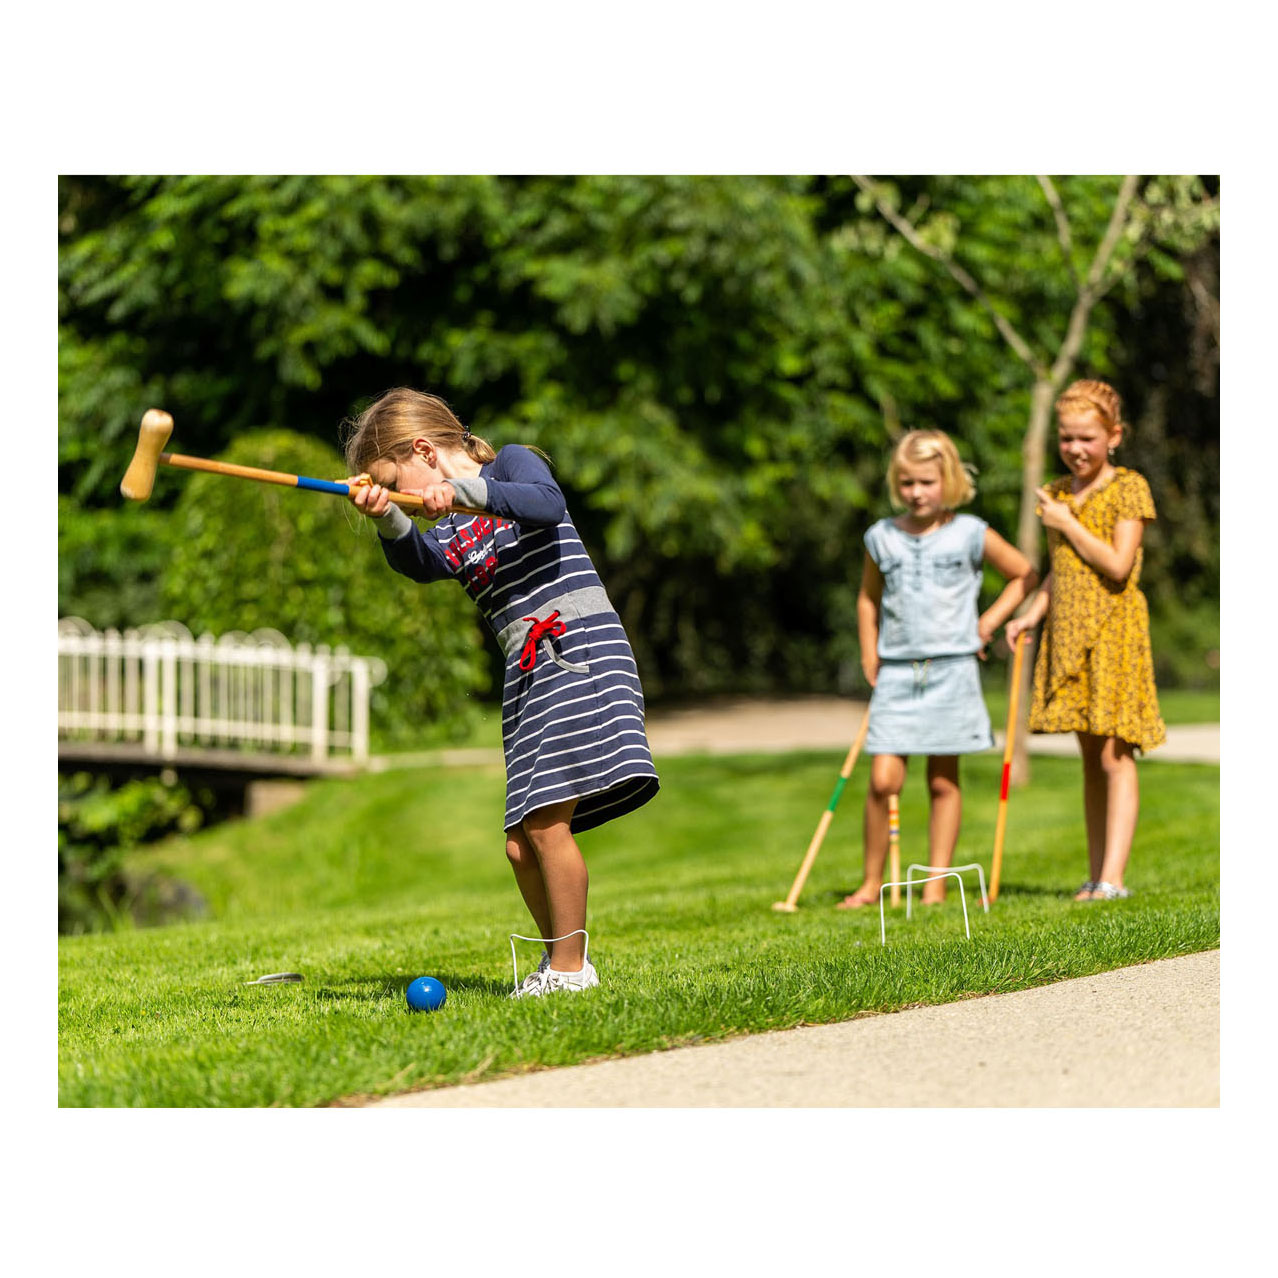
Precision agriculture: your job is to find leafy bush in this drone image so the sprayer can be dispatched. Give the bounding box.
[156,429,491,748]
[58,772,210,934]
[58,497,169,630]
[1150,601,1220,692]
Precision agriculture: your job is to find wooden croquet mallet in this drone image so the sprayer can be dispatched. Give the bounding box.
[988,631,1028,905]
[888,792,901,907]
[772,710,871,912]
[119,409,487,515]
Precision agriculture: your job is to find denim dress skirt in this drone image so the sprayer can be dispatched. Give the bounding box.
[865,654,994,757]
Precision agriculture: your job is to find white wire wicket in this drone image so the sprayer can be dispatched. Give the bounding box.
[57,617,388,764]
[879,873,974,945]
[906,863,989,918]
[509,930,590,995]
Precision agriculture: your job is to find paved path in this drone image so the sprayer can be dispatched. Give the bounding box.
[372,698,1219,770]
[372,950,1218,1108]
[644,697,1219,763]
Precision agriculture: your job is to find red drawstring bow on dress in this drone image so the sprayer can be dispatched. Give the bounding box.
[519,610,567,672]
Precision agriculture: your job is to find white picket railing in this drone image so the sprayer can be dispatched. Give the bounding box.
[57,618,388,765]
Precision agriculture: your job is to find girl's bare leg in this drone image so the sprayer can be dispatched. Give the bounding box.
[1096,735,1139,889]
[505,826,553,941]
[521,798,587,970]
[839,754,906,908]
[921,754,961,904]
[1078,732,1108,895]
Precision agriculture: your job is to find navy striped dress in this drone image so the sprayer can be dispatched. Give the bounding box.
[378,444,660,834]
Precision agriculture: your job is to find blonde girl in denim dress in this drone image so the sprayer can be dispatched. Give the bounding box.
[838,430,1038,908]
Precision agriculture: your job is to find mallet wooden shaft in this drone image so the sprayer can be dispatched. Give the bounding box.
[772,710,871,912]
[154,451,485,516]
[888,793,901,907]
[989,632,1028,905]
[119,409,484,515]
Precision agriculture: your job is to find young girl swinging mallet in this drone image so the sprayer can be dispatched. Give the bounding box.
[342,388,660,995]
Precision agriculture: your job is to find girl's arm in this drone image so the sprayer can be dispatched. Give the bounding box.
[1005,573,1051,645]
[977,529,1039,647]
[345,477,452,583]
[857,553,883,688]
[450,445,566,528]
[1035,486,1146,583]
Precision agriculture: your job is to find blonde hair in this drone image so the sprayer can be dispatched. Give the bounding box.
[341,387,498,475]
[1055,379,1124,433]
[886,429,977,510]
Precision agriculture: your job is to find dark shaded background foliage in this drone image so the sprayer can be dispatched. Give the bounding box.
[59,175,1219,738]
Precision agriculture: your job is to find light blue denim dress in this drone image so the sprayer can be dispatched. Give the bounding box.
[864,514,994,756]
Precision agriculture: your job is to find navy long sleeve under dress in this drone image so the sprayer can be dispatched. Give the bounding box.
[379,444,660,834]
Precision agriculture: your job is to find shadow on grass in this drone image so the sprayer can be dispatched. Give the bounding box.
[311,972,512,1001]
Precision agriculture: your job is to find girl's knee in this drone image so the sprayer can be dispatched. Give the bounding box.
[869,756,905,799]
[928,772,961,801]
[521,813,574,856]
[1099,737,1137,775]
[505,832,532,868]
[926,756,960,797]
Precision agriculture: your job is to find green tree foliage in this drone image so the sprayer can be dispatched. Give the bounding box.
[156,430,490,745]
[58,771,209,934]
[59,175,1218,701]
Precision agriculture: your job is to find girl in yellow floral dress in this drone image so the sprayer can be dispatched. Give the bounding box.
[1006,380,1166,902]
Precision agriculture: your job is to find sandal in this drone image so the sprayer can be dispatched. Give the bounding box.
[1073,881,1098,901]
[1092,881,1132,900]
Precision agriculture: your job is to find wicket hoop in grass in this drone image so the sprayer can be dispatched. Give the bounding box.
[989,632,1027,905]
[772,710,871,912]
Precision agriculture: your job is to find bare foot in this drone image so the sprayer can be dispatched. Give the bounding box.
[837,887,880,910]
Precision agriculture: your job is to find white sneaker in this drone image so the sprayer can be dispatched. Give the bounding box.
[509,950,551,999]
[518,959,599,997]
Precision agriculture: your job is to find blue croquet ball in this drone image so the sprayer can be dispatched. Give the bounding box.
[406,976,447,1012]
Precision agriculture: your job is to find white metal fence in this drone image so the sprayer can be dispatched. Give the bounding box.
[58,618,388,765]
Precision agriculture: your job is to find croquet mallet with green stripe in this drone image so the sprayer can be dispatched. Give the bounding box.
[772,710,872,912]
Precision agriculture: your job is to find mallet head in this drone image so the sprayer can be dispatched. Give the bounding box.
[771,901,798,912]
[120,409,174,501]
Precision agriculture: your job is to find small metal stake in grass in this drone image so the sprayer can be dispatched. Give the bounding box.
[245,972,304,985]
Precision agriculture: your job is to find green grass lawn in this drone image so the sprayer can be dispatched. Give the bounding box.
[981,685,1218,729]
[59,745,1220,1107]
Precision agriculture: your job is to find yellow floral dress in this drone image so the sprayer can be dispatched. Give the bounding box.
[1029,467,1166,753]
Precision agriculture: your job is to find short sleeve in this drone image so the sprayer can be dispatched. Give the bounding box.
[1115,470,1156,522]
[863,520,886,567]
[965,515,988,568]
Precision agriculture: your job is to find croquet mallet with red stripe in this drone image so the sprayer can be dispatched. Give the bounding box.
[988,631,1028,904]
[119,409,486,515]
[772,710,871,912]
